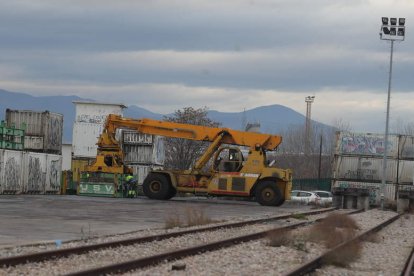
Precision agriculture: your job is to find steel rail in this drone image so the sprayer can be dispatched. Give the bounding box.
[284,212,402,276]
[66,220,310,276]
[0,208,335,267]
[66,209,362,276]
[401,245,414,276]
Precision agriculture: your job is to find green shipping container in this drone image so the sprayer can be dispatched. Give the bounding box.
[78,182,116,197]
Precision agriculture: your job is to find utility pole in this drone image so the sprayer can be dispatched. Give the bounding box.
[305,96,315,154]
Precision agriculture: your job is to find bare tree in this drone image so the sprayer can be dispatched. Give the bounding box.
[163,107,220,170]
[274,118,353,180]
[393,118,414,135]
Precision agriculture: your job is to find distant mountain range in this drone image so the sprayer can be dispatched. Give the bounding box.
[0,88,331,143]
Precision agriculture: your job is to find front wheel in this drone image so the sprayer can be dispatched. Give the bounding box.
[143,173,174,200]
[255,181,284,206]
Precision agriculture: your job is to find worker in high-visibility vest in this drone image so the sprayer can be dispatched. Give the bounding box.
[124,174,136,198]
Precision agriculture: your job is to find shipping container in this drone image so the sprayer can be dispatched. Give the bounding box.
[0,150,62,194]
[0,149,24,194]
[24,152,47,193]
[123,141,165,165]
[24,136,44,151]
[122,131,154,145]
[398,160,414,184]
[72,122,103,158]
[78,172,122,197]
[45,154,62,193]
[335,132,398,158]
[332,180,396,204]
[333,155,398,183]
[73,101,125,124]
[399,135,414,160]
[120,130,165,165]
[5,109,63,154]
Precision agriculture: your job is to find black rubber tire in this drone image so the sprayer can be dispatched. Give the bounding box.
[275,197,285,207]
[143,173,173,200]
[165,186,177,200]
[255,181,284,206]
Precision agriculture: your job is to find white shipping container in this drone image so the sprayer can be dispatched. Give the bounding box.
[6,109,43,135]
[74,101,125,124]
[333,156,398,183]
[0,150,24,193]
[123,131,153,144]
[24,152,47,193]
[335,132,398,158]
[72,122,103,158]
[24,136,44,151]
[398,160,414,184]
[332,180,396,204]
[123,137,165,165]
[6,109,63,153]
[399,135,414,160]
[128,164,163,185]
[45,154,62,193]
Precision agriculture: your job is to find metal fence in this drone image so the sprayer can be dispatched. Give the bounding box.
[292,178,331,191]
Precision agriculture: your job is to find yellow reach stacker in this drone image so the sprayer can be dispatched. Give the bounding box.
[84,114,292,206]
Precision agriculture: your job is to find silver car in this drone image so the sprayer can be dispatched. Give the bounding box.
[312,190,333,205]
[290,190,320,205]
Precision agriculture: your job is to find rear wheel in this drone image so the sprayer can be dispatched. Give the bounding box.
[143,173,173,200]
[255,181,284,206]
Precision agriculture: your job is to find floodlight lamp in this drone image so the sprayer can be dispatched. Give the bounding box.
[399,18,405,26]
[390,27,396,35]
[382,27,390,35]
[398,28,405,36]
[390,18,397,25]
[382,17,388,25]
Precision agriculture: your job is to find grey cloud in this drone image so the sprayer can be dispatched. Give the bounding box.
[0,0,413,95]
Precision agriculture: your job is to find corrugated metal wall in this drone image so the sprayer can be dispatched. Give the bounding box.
[121,130,165,166]
[6,109,63,154]
[333,132,414,205]
[0,149,62,194]
[333,156,398,183]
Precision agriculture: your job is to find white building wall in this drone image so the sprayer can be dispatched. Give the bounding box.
[62,144,72,171]
[72,101,125,158]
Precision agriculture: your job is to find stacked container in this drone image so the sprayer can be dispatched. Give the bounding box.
[332,132,414,205]
[120,130,164,185]
[0,121,25,150]
[6,109,63,154]
[0,149,62,194]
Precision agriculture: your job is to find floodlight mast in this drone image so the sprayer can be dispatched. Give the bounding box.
[379,17,405,210]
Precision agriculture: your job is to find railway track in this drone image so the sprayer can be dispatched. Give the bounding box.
[284,212,402,276]
[401,245,414,276]
[0,207,336,270]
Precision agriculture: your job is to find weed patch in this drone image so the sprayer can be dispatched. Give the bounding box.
[164,208,215,229]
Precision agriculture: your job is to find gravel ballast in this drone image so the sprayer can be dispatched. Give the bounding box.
[0,209,406,276]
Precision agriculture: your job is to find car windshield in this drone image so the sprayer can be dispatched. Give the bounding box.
[315,192,331,198]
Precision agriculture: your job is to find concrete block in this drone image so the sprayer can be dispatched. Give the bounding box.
[357,196,370,210]
[397,198,410,213]
[344,195,356,209]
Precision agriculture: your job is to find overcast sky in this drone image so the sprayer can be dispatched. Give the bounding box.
[0,0,413,133]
